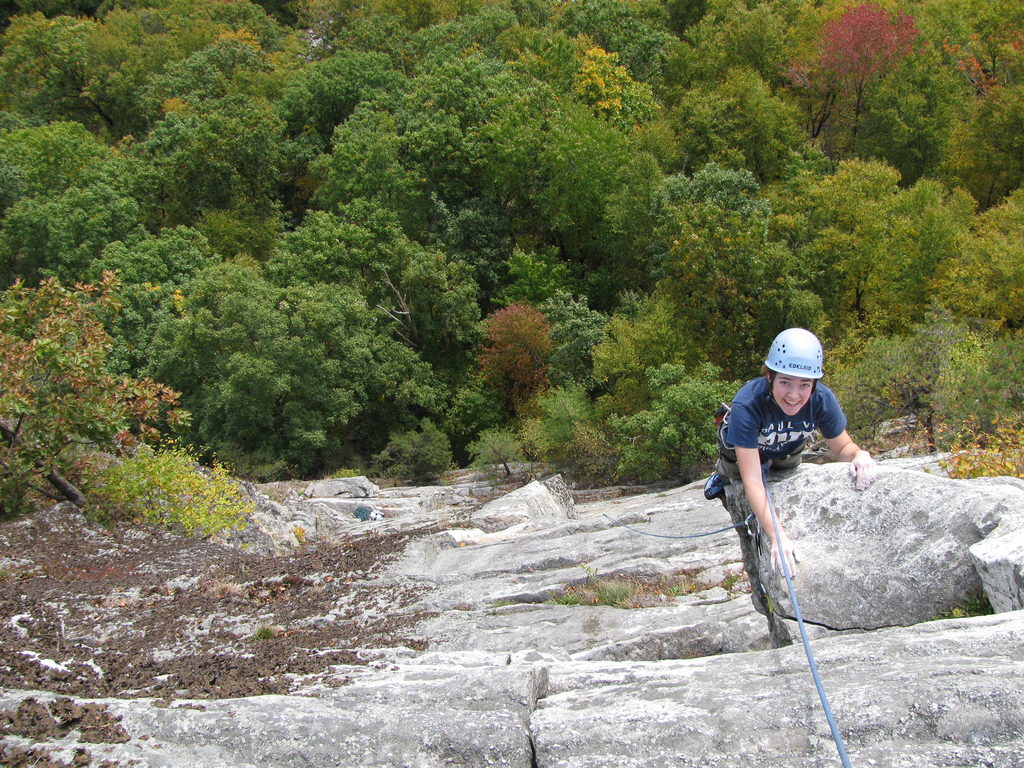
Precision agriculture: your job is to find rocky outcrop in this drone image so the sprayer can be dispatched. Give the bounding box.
[724,463,1024,646]
[4,460,1024,766]
[3,612,1022,767]
[531,610,1024,768]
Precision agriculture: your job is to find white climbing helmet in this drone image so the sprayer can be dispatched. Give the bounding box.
[765,328,824,379]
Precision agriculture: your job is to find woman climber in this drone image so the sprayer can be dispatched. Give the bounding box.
[703,328,879,576]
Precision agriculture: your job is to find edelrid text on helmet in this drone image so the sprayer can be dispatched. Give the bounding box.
[765,328,824,379]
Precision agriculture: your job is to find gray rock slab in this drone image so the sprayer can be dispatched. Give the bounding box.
[532,610,1024,768]
[1,661,543,768]
[383,484,767,656]
[7,612,1022,768]
[389,484,744,608]
[418,598,769,660]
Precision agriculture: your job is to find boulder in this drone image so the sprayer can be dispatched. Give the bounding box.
[302,476,380,499]
[725,463,1024,643]
[471,475,576,532]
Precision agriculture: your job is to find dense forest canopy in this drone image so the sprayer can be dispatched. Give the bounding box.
[2,0,1024,504]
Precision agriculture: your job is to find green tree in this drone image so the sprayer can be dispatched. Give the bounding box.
[0,181,144,285]
[266,204,481,378]
[655,167,822,378]
[540,290,608,389]
[442,373,507,461]
[592,291,689,416]
[499,246,575,306]
[521,385,592,464]
[133,96,285,228]
[383,242,482,378]
[0,121,110,213]
[854,43,963,184]
[0,13,109,129]
[520,384,618,483]
[467,426,522,478]
[666,0,796,89]
[148,258,438,479]
[954,332,1024,435]
[669,68,806,182]
[277,47,408,154]
[795,159,974,340]
[310,105,419,221]
[265,203,407,292]
[0,274,185,514]
[139,34,275,114]
[90,226,217,373]
[934,187,1024,328]
[612,362,735,482]
[374,418,452,483]
[555,0,675,85]
[945,83,1024,208]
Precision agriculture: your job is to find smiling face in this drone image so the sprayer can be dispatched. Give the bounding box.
[769,373,815,416]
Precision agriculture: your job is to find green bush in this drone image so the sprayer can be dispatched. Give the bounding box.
[520,386,619,485]
[521,386,593,464]
[374,419,453,483]
[612,363,735,483]
[831,313,1023,450]
[83,446,252,536]
[942,418,1024,479]
[467,428,523,478]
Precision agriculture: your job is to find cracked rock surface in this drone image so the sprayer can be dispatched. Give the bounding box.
[2,463,1023,767]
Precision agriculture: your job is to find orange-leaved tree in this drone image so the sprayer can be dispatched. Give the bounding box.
[478,303,552,415]
[0,274,186,515]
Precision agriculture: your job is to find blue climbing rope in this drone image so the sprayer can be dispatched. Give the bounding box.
[764,485,854,768]
[602,511,754,540]
[605,482,854,766]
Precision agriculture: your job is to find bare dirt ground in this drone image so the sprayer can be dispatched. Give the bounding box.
[0,504,433,765]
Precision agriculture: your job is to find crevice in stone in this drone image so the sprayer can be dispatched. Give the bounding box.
[775,611,906,633]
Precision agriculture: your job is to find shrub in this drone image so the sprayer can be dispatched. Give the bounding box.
[467,428,523,478]
[831,312,990,450]
[942,418,1024,479]
[374,419,452,483]
[521,386,593,463]
[0,275,185,515]
[83,446,252,536]
[612,363,735,482]
[520,387,620,485]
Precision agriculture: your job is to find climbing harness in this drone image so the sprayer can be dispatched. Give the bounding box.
[765,485,853,768]
[602,511,754,540]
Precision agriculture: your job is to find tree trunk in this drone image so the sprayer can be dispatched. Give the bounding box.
[45,469,87,507]
[0,423,88,508]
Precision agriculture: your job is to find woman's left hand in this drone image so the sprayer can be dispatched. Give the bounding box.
[849,450,878,490]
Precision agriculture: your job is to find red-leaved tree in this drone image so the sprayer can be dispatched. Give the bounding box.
[479,304,552,414]
[789,3,918,153]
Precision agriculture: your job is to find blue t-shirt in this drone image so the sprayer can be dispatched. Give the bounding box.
[723,377,847,458]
